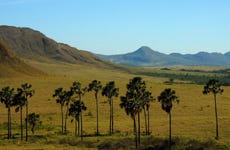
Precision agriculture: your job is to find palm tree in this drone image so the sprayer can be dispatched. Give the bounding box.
[142,90,154,135]
[13,90,26,141]
[69,100,87,140]
[120,95,138,148]
[25,112,41,135]
[158,88,179,146]
[88,80,102,136]
[18,83,34,141]
[0,86,15,139]
[70,81,87,139]
[203,79,224,140]
[102,81,119,135]
[121,77,153,147]
[63,90,73,134]
[53,87,66,134]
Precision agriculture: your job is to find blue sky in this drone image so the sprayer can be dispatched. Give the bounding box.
[1,0,230,55]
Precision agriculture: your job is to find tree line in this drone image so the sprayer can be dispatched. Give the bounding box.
[0,77,224,148]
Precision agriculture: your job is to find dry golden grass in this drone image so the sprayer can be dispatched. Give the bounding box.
[0,62,229,149]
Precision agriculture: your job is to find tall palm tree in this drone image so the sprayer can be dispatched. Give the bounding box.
[88,80,102,136]
[102,81,119,135]
[158,88,179,145]
[203,79,224,140]
[18,83,34,141]
[69,100,87,140]
[63,90,73,134]
[120,96,138,148]
[0,86,15,139]
[71,81,87,139]
[142,91,154,135]
[13,90,26,141]
[121,77,153,147]
[53,87,66,134]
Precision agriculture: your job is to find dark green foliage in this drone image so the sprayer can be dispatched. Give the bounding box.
[137,70,230,86]
[25,112,41,135]
[158,89,179,114]
[102,81,119,135]
[203,79,224,95]
[203,79,224,140]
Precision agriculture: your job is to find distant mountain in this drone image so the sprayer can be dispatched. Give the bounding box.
[98,46,230,66]
[0,25,119,69]
[0,40,44,77]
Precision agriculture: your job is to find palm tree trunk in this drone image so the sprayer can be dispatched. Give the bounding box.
[111,98,114,134]
[26,100,28,141]
[96,94,99,136]
[147,106,150,135]
[133,115,137,148]
[75,119,77,137]
[8,106,10,139]
[78,115,80,136]
[109,99,112,135]
[64,105,69,134]
[81,112,83,141]
[143,107,147,135]
[138,111,141,146]
[32,125,35,135]
[20,106,23,140]
[214,94,219,139]
[169,112,172,146]
[61,105,64,134]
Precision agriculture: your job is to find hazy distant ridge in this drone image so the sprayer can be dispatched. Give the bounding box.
[98,46,230,66]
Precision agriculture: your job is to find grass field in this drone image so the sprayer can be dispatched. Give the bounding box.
[0,61,229,149]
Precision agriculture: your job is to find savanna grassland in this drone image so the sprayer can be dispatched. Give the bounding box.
[0,61,230,149]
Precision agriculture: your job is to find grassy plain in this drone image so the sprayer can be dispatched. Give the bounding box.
[0,61,230,149]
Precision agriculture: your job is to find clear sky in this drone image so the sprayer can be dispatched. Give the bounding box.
[1,0,230,55]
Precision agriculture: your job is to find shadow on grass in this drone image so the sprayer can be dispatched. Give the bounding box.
[97,136,229,150]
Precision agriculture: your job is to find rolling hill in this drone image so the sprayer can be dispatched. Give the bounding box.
[98,46,230,67]
[0,25,120,69]
[0,40,45,77]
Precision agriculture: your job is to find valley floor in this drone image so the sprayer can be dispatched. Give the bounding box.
[0,63,229,149]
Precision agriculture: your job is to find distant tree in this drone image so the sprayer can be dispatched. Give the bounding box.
[158,88,179,146]
[13,90,26,141]
[88,80,102,136]
[53,87,65,134]
[70,81,87,140]
[25,112,41,135]
[69,100,87,139]
[18,83,34,141]
[203,79,224,140]
[0,86,15,139]
[102,81,119,135]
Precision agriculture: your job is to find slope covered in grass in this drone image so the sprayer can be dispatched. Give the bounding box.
[0,40,45,77]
